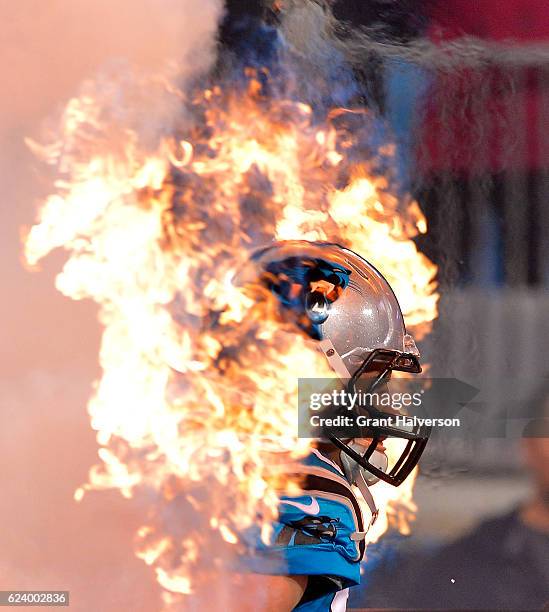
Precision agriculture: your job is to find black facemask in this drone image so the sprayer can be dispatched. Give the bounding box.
[329,348,430,487]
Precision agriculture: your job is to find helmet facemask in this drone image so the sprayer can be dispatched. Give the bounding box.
[327,347,430,488]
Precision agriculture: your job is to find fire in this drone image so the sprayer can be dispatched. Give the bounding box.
[362,440,418,548]
[24,71,438,600]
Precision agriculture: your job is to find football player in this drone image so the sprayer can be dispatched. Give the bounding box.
[234,240,430,611]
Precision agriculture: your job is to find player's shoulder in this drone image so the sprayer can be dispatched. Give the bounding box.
[276,448,366,564]
[285,448,362,524]
[238,448,365,592]
[301,448,347,477]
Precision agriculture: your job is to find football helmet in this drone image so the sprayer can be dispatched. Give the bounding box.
[240,240,430,489]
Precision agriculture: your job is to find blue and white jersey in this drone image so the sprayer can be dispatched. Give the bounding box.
[242,449,366,611]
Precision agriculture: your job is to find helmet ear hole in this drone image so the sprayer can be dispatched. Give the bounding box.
[305,291,329,324]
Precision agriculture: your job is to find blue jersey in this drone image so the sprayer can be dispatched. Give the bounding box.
[241,449,366,611]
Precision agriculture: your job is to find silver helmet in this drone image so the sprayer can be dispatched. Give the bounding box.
[243,240,430,488]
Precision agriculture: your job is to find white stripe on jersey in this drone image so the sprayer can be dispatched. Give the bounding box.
[310,448,345,476]
[331,588,349,612]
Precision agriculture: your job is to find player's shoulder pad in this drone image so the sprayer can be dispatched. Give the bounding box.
[276,449,366,562]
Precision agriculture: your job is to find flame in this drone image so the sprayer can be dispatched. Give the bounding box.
[360,439,418,549]
[24,72,438,600]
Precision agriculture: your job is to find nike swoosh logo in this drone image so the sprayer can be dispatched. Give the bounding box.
[280,497,320,515]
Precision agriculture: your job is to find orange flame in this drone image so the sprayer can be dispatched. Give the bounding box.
[24,72,438,599]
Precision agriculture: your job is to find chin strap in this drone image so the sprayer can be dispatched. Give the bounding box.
[350,468,379,541]
[342,455,379,542]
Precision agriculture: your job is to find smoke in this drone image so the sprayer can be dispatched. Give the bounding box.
[1,2,224,611]
[2,0,227,372]
[1,0,224,134]
[278,1,549,291]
